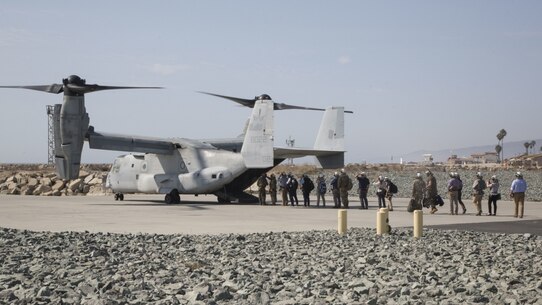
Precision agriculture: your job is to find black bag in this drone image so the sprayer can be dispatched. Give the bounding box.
[495,193,501,200]
[435,194,445,206]
[305,178,314,192]
[388,182,398,194]
[407,198,416,212]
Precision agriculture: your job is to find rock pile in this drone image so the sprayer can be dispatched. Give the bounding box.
[0,227,540,304]
[0,170,108,196]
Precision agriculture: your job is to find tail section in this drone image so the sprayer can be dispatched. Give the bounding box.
[241,99,274,168]
[314,107,345,168]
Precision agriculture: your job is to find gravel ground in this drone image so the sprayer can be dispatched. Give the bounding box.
[1,227,540,305]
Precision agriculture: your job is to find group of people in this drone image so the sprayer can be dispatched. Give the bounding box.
[257,169,354,208]
[414,170,528,218]
[257,169,528,218]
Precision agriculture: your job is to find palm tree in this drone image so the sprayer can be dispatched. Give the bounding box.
[495,145,502,163]
[496,129,507,163]
[524,142,530,155]
[530,140,536,154]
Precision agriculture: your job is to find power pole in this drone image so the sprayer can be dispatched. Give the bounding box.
[46,105,61,165]
[46,105,55,165]
[285,136,295,165]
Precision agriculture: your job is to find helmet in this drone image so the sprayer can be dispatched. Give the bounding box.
[416,172,421,178]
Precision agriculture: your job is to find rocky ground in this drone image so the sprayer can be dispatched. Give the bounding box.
[0,164,110,197]
[0,227,540,305]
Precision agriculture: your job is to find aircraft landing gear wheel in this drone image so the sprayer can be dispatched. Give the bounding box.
[114,193,124,201]
[218,197,231,204]
[165,189,181,204]
[119,194,124,201]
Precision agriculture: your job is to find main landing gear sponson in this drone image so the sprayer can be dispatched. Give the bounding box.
[165,189,181,204]
[114,193,124,201]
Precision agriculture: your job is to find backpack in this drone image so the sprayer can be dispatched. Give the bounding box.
[346,177,353,191]
[388,182,398,194]
[305,178,314,192]
[318,181,327,194]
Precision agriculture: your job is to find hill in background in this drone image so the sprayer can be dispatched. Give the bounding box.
[399,138,542,163]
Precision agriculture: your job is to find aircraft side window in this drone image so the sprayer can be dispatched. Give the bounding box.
[136,174,139,180]
[212,174,217,179]
[131,164,134,168]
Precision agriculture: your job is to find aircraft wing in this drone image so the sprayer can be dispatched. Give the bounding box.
[87,128,178,154]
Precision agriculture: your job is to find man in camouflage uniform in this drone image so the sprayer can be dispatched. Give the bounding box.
[330,172,341,208]
[411,173,426,211]
[257,173,268,205]
[472,172,486,216]
[426,170,438,214]
[269,173,277,205]
[337,169,352,209]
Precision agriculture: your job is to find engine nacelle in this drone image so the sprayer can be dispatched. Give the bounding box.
[178,167,234,194]
[54,96,89,180]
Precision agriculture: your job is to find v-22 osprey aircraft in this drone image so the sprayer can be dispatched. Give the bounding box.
[1,75,350,203]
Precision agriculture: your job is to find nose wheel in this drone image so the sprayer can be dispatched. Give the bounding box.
[114,193,124,201]
[165,189,181,204]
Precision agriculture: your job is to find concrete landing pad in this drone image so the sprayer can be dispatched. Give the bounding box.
[0,194,540,235]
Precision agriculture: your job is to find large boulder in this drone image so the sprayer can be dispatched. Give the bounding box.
[41,177,52,187]
[27,178,39,188]
[68,179,83,192]
[33,184,52,196]
[84,174,95,184]
[52,180,66,192]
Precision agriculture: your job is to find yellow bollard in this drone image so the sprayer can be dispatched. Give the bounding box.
[338,209,347,235]
[413,210,423,238]
[376,208,389,235]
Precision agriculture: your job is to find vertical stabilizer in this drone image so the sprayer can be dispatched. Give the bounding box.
[241,99,274,168]
[314,107,345,168]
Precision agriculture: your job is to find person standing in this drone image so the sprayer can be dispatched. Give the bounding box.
[384,177,394,211]
[426,170,439,214]
[472,172,487,216]
[447,172,462,215]
[287,174,299,206]
[278,172,289,206]
[316,174,327,207]
[269,173,277,205]
[373,176,387,209]
[510,172,527,218]
[486,175,500,216]
[455,172,467,214]
[300,174,314,207]
[411,173,426,211]
[330,172,341,208]
[338,169,353,208]
[356,172,370,209]
[257,173,268,205]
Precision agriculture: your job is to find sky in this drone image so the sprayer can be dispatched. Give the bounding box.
[1,1,541,164]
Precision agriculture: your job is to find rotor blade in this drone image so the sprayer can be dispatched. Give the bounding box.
[275,103,353,113]
[273,102,325,111]
[66,84,163,94]
[0,84,64,94]
[198,91,256,108]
